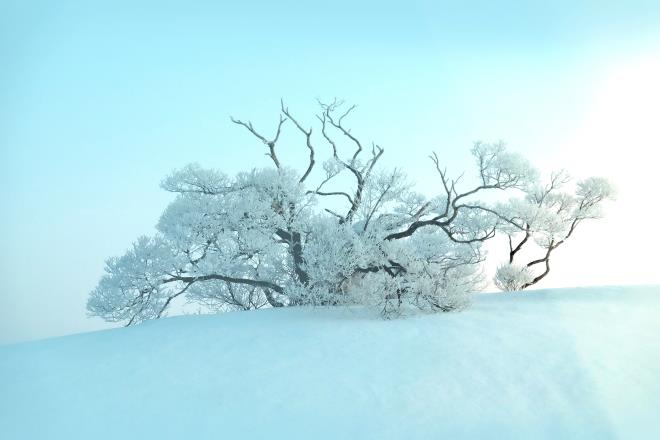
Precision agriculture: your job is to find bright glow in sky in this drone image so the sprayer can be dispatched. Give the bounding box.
[542,53,660,288]
[1,0,659,343]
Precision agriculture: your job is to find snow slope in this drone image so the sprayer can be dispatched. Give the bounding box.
[1,285,659,439]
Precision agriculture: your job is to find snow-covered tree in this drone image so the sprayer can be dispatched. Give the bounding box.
[493,263,534,291]
[88,100,544,325]
[492,171,615,290]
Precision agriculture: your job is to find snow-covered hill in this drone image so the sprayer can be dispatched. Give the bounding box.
[1,285,659,439]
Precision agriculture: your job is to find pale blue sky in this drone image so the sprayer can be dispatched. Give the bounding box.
[2,0,660,343]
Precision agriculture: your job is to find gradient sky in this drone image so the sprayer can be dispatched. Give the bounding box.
[2,0,660,344]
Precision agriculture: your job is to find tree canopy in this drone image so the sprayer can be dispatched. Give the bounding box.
[88,101,613,325]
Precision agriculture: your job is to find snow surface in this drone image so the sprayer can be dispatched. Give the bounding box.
[1,285,659,439]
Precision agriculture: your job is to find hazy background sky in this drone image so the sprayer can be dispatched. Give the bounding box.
[2,0,660,344]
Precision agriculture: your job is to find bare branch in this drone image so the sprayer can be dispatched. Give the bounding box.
[344,145,384,223]
[231,114,287,168]
[317,111,339,158]
[324,208,345,221]
[280,100,316,183]
[308,190,354,205]
[320,100,363,161]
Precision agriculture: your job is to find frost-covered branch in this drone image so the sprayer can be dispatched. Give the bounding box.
[385,143,535,242]
[317,99,385,223]
[89,100,613,324]
[493,173,615,290]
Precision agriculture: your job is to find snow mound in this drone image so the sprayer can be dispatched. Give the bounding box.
[1,285,659,439]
